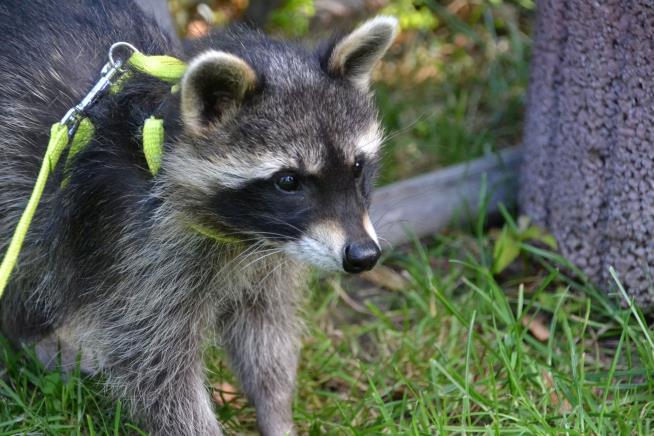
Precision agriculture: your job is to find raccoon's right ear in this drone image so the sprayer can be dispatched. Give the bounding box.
[321,16,398,91]
[181,50,257,134]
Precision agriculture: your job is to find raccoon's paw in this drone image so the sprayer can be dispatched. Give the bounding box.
[257,415,296,436]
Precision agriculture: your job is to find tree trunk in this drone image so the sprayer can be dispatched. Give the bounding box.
[520,1,654,310]
[135,0,176,36]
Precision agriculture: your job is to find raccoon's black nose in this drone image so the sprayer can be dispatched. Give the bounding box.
[343,240,381,274]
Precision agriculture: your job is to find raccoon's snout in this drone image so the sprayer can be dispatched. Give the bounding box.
[342,240,381,273]
[281,216,381,272]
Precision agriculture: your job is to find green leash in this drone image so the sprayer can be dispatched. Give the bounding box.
[0,44,220,298]
[0,123,70,293]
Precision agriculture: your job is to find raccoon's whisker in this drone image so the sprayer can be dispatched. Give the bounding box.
[255,233,296,241]
[256,257,288,286]
[236,242,281,263]
[370,187,436,228]
[238,249,284,273]
[257,215,305,235]
[212,250,270,287]
[376,110,436,151]
[193,227,287,246]
[214,240,268,274]
[376,235,393,249]
[259,217,333,255]
[377,235,390,244]
[255,216,330,251]
[235,251,283,274]
[235,215,305,239]
[246,231,294,240]
[210,218,301,244]
[233,247,283,270]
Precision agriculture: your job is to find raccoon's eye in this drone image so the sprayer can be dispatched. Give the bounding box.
[353,159,364,178]
[276,174,300,192]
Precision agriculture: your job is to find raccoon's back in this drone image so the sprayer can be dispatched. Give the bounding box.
[0,0,176,236]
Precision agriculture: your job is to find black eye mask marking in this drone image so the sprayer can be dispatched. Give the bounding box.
[208,152,379,243]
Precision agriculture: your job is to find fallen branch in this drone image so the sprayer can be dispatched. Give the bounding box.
[370,146,522,246]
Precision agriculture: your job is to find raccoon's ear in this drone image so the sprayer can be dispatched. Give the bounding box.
[322,16,398,91]
[181,50,257,134]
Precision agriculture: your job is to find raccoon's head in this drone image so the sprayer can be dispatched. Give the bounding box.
[165,16,398,274]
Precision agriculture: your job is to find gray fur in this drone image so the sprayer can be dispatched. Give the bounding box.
[0,1,396,434]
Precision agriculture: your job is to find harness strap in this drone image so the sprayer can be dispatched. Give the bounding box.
[127,52,187,83]
[190,224,243,245]
[143,116,164,176]
[127,52,187,177]
[0,46,238,299]
[62,118,95,187]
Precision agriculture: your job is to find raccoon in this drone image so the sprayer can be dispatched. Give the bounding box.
[0,1,396,434]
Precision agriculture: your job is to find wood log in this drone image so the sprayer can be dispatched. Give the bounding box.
[370,147,521,246]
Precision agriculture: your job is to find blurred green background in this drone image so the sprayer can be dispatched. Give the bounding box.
[169,0,534,184]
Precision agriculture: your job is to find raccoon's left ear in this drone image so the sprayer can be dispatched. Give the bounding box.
[181,50,257,134]
[322,16,398,91]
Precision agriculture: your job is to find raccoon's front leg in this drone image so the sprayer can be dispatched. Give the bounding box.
[119,359,222,436]
[96,310,222,435]
[222,303,300,436]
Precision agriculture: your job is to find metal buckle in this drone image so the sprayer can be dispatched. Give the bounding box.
[60,42,140,137]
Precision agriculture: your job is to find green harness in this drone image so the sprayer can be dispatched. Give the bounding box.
[0,44,233,298]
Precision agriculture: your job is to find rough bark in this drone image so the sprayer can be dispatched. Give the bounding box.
[520,1,654,310]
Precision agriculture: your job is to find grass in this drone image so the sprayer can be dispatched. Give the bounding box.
[2,210,654,434]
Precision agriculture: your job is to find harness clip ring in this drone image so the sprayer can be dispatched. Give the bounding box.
[108,42,140,70]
